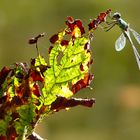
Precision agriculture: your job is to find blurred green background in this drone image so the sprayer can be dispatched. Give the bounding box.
[0,0,140,140]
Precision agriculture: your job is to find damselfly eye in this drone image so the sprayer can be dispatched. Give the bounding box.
[113,12,121,19]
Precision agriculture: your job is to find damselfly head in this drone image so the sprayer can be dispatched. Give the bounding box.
[112,12,121,20]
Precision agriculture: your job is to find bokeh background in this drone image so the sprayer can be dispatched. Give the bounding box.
[0,0,140,140]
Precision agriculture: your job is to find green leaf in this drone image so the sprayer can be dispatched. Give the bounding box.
[17,104,36,124]
[35,54,47,67]
[14,104,36,137]
[0,120,7,135]
[0,112,12,136]
[43,30,91,105]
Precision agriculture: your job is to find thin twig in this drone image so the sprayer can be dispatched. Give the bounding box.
[27,132,47,140]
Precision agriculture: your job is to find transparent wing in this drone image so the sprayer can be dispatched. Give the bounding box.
[129,28,140,44]
[125,30,140,70]
[115,33,126,51]
[131,44,140,70]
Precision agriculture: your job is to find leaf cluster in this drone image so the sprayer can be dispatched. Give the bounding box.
[0,16,97,139]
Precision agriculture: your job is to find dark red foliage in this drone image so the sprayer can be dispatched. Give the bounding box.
[65,16,85,36]
[11,112,19,121]
[67,16,74,23]
[15,85,26,97]
[84,42,90,50]
[61,40,69,46]
[72,73,93,94]
[0,95,9,104]
[0,136,6,140]
[28,33,45,44]
[7,126,17,140]
[30,70,43,82]
[32,83,41,97]
[48,46,54,54]
[49,34,59,44]
[88,9,111,30]
[21,82,31,100]
[12,83,30,105]
[97,13,107,22]
[88,19,99,30]
[11,96,24,106]
[80,64,84,71]
[31,58,36,66]
[0,67,11,88]
[51,96,95,112]
[87,58,93,67]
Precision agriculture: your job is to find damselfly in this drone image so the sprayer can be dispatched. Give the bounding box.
[105,12,140,70]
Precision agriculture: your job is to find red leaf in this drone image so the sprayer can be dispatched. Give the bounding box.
[88,9,111,31]
[0,136,6,140]
[0,67,11,88]
[84,42,90,50]
[87,58,93,67]
[0,95,9,104]
[88,19,99,30]
[51,96,95,112]
[65,16,85,36]
[7,126,17,140]
[80,64,84,71]
[67,16,74,23]
[32,83,41,97]
[11,96,24,105]
[72,73,93,94]
[61,40,69,46]
[48,46,53,54]
[49,34,59,44]
[30,70,43,82]
[97,13,107,22]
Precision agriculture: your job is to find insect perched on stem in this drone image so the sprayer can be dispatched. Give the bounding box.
[105,12,140,70]
[28,33,45,55]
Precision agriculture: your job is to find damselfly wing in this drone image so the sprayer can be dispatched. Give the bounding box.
[115,33,126,51]
[129,28,140,44]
